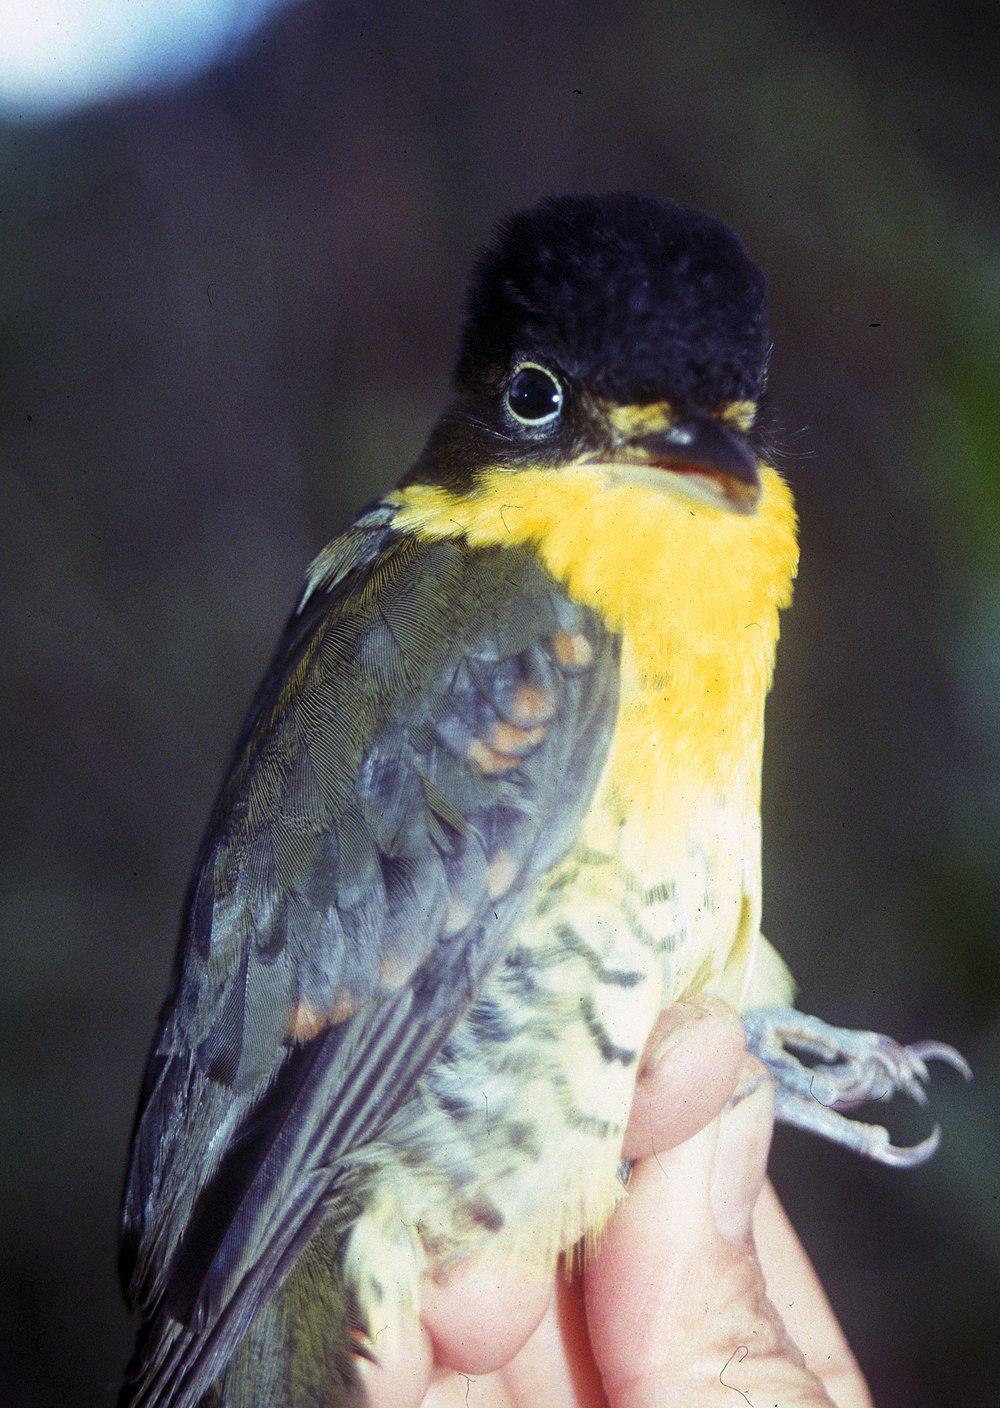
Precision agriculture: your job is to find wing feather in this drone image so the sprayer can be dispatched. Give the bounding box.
[119,505,619,1406]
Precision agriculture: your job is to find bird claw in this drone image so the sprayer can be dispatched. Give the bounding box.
[907,1040,973,1081]
[743,1006,970,1166]
[868,1122,941,1168]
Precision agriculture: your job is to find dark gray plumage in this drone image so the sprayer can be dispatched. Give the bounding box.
[119,505,619,1407]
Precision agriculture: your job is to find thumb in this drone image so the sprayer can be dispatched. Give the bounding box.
[585,1063,835,1408]
[585,1072,774,1405]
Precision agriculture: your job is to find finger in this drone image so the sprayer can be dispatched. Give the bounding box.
[587,1070,775,1387]
[421,1367,514,1408]
[355,1305,435,1408]
[585,1103,723,1392]
[709,1059,775,1243]
[588,1073,835,1407]
[754,1182,874,1408]
[421,1261,606,1408]
[495,1272,606,1408]
[622,997,746,1159]
[421,1252,552,1376]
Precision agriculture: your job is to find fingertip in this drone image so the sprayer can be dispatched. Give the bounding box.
[421,1252,552,1376]
[622,999,745,1159]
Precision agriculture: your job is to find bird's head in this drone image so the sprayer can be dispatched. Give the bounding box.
[413,192,770,515]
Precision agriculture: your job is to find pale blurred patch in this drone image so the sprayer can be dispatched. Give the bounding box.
[0,0,294,115]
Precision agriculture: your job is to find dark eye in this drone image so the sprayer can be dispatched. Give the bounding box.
[506,363,564,425]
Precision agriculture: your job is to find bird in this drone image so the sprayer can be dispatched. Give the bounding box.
[118,191,969,1408]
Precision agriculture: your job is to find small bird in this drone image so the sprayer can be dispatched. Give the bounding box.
[119,192,968,1408]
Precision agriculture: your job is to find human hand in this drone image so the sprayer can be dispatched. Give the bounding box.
[360,998,873,1408]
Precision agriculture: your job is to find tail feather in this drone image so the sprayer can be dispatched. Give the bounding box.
[121,1222,362,1408]
[121,992,455,1407]
[209,1223,362,1408]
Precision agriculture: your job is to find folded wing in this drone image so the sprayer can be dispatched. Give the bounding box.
[119,507,620,1406]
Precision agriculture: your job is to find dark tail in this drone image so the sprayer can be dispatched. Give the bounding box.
[121,1221,363,1408]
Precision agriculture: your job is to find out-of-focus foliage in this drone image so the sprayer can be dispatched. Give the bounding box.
[0,3,996,1405]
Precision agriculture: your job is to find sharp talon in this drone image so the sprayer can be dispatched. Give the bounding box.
[874,1123,941,1169]
[745,1007,967,1164]
[907,1041,973,1082]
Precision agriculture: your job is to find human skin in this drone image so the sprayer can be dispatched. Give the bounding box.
[358,998,874,1408]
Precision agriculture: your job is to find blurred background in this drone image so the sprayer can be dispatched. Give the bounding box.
[1,1,997,1404]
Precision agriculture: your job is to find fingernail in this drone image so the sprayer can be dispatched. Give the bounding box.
[640,1000,709,1076]
[709,1062,775,1243]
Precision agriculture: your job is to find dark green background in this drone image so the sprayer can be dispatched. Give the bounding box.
[1,3,997,1404]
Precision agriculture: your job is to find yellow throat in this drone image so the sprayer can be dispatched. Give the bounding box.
[390,462,798,802]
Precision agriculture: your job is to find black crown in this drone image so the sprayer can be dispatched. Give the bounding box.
[456,192,769,409]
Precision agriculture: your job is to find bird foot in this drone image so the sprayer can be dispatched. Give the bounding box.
[742,1006,971,1167]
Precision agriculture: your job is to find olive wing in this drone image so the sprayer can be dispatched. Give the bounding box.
[120,510,619,1406]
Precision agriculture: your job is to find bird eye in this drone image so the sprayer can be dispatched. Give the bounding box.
[505,363,564,425]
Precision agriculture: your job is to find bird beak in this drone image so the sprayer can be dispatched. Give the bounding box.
[617,414,761,514]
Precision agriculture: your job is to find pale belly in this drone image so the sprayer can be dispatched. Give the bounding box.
[343,787,758,1329]
[594,782,762,1005]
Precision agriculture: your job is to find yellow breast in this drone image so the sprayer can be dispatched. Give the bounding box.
[392,460,798,995]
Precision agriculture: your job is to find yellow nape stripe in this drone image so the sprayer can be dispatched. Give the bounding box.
[390,462,798,780]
